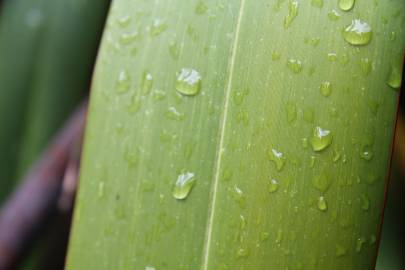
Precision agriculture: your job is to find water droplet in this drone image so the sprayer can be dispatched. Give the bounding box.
[236,247,249,258]
[268,179,279,193]
[145,266,156,270]
[233,88,249,105]
[328,9,341,21]
[360,58,373,76]
[98,181,105,198]
[387,64,402,89]
[360,194,369,210]
[275,229,283,244]
[287,59,303,73]
[127,95,141,114]
[343,19,372,46]
[232,185,246,208]
[260,232,270,242]
[312,171,331,192]
[339,0,355,11]
[301,138,309,148]
[310,127,333,151]
[117,15,131,28]
[304,37,321,47]
[360,146,374,161]
[327,53,338,62]
[303,107,315,123]
[152,90,166,101]
[286,102,297,123]
[119,31,140,45]
[172,172,196,200]
[317,196,328,211]
[284,0,299,29]
[355,237,366,253]
[175,68,202,96]
[150,19,168,36]
[141,71,153,95]
[271,51,281,61]
[267,149,286,171]
[320,81,332,97]
[168,42,180,60]
[195,1,208,14]
[309,155,316,168]
[311,0,323,8]
[335,244,347,257]
[165,107,185,121]
[332,148,341,162]
[389,31,397,41]
[116,70,131,93]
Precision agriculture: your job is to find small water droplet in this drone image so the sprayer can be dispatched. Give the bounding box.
[355,237,366,253]
[169,42,180,60]
[311,0,323,8]
[343,19,372,46]
[267,149,286,171]
[309,155,316,168]
[233,88,249,105]
[195,1,208,14]
[310,127,333,151]
[327,53,338,62]
[360,146,374,161]
[286,102,297,123]
[98,182,105,198]
[260,232,270,242]
[312,171,331,192]
[117,15,131,28]
[268,179,279,193]
[232,185,246,209]
[317,196,328,211]
[271,51,281,61]
[360,194,369,210]
[386,64,402,89]
[175,68,202,96]
[284,0,299,29]
[275,229,283,244]
[301,138,309,148]
[304,37,321,47]
[389,31,397,41]
[236,247,249,258]
[127,95,141,114]
[328,9,341,21]
[150,19,168,36]
[320,81,332,97]
[369,234,377,245]
[172,172,196,200]
[339,0,355,11]
[119,31,140,45]
[165,106,185,121]
[145,266,156,270]
[360,58,373,76]
[141,71,153,95]
[335,244,347,257]
[116,70,131,93]
[287,59,303,73]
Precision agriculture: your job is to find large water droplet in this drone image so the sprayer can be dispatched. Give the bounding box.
[267,149,286,171]
[387,65,402,89]
[310,127,333,151]
[268,179,279,193]
[338,0,355,11]
[317,196,328,211]
[172,172,196,200]
[287,59,303,73]
[312,171,331,192]
[343,19,372,46]
[320,81,332,97]
[175,68,202,96]
[284,0,299,29]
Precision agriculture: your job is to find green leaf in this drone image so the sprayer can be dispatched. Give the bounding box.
[67,0,405,269]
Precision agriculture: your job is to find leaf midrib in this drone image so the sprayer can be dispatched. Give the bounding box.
[201,0,246,268]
